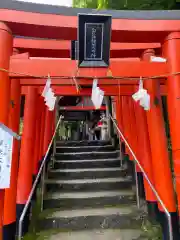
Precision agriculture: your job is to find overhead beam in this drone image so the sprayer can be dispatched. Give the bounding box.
[19,77,166,86]
[1,7,180,41]
[13,38,161,58]
[21,85,167,96]
[14,39,161,51]
[21,85,132,96]
[10,59,168,78]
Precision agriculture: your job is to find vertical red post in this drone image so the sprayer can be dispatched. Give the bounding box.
[114,96,125,153]
[114,96,123,130]
[43,108,53,156]
[3,79,21,240]
[32,96,44,179]
[142,49,179,239]
[0,23,13,240]
[43,108,53,173]
[39,104,46,164]
[121,96,137,187]
[127,97,139,157]
[163,32,180,215]
[16,87,37,234]
[128,97,145,201]
[133,99,159,220]
[121,96,132,157]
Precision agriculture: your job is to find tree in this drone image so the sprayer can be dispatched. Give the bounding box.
[73,0,176,10]
[73,0,97,8]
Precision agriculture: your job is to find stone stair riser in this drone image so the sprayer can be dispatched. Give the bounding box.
[56,145,115,153]
[56,140,111,147]
[48,169,127,180]
[38,214,143,232]
[54,160,121,169]
[46,181,132,192]
[55,152,119,160]
[40,140,147,239]
[43,195,136,210]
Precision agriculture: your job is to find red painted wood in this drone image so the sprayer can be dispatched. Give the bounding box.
[163,32,180,213]
[143,49,176,212]
[20,85,167,96]
[1,9,180,42]
[9,59,168,78]
[0,22,13,240]
[4,79,21,226]
[16,87,38,204]
[13,38,161,58]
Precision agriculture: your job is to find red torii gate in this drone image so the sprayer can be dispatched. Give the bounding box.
[0,1,180,240]
[13,38,161,58]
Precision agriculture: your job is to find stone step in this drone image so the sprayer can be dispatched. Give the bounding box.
[39,229,144,240]
[56,145,115,153]
[43,190,136,210]
[38,206,144,232]
[48,167,127,180]
[55,150,120,160]
[54,158,121,169]
[45,177,132,192]
[56,140,111,147]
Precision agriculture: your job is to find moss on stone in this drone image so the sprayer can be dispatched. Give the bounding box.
[140,219,162,239]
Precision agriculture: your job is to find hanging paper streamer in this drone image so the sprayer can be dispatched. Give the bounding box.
[91,79,104,109]
[44,88,57,111]
[91,78,98,102]
[42,75,51,97]
[42,75,57,111]
[132,78,150,111]
[0,123,20,189]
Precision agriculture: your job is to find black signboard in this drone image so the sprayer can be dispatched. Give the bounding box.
[71,40,78,60]
[78,14,112,68]
[59,111,87,121]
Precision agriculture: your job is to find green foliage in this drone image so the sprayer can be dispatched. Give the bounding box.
[73,0,97,8]
[73,0,176,10]
[141,219,162,240]
[97,0,108,9]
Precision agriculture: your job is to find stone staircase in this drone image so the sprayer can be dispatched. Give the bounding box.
[37,140,147,240]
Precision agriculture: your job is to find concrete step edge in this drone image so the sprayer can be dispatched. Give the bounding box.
[54,158,121,163]
[44,190,135,200]
[44,206,139,219]
[49,167,125,173]
[55,150,120,155]
[45,177,131,184]
[56,145,113,149]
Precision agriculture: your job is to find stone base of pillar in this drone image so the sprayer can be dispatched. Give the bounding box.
[3,222,16,240]
[147,201,159,222]
[137,171,145,200]
[16,204,31,236]
[158,211,180,240]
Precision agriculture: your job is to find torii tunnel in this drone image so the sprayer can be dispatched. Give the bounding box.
[1,1,180,240]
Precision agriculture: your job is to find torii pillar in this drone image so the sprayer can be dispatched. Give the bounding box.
[16,87,38,235]
[142,49,179,240]
[133,100,158,220]
[43,107,54,169]
[3,79,21,240]
[33,96,44,181]
[0,23,13,240]
[163,32,180,215]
